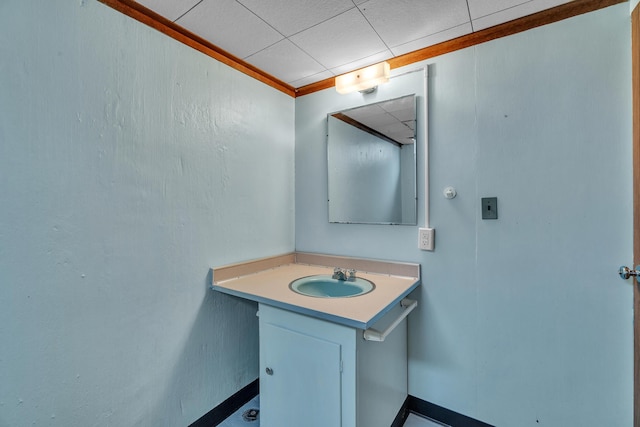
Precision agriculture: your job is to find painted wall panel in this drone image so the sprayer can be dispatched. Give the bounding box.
[295,4,632,426]
[0,1,294,426]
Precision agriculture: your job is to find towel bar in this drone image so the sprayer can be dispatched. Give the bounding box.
[363,298,417,342]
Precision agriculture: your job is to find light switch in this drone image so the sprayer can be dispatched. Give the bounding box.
[482,197,498,220]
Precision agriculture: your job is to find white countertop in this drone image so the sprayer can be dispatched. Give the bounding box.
[212,261,420,329]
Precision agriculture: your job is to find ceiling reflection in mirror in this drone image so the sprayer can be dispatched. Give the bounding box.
[327,94,417,225]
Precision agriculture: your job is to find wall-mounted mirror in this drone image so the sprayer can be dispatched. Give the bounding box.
[327,94,417,225]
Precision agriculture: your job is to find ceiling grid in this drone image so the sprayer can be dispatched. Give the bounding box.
[134,0,572,86]
[99,0,627,96]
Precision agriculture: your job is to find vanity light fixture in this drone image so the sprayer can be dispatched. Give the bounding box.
[335,61,390,94]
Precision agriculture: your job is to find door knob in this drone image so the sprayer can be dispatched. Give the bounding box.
[265,367,274,376]
[618,265,640,280]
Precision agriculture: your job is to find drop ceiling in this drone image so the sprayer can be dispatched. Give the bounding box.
[134,0,574,89]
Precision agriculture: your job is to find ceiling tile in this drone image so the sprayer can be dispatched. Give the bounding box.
[347,104,388,121]
[380,121,415,142]
[176,0,284,59]
[245,39,328,84]
[381,95,415,117]
[467,0,529,20]
[237,0,355,37]
[471,0,571,31]
[132,0,582,88]
[136,0,201,22]
[357,0,470,49]
[290,8,389,70]
[390,23,472,56]
[342,98,416,144]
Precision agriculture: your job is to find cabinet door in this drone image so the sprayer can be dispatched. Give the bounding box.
[260,322,342,427]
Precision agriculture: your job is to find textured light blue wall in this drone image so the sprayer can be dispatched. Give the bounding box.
[0,1,294,426]
[296,4,632,426]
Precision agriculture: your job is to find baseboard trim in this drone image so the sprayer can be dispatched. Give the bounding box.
[190,386,494,427]
[189,379,259,427]
[391,396,411,427]
[407,395,495,427]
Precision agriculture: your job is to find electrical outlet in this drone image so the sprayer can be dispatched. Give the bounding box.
[419,228,435,251]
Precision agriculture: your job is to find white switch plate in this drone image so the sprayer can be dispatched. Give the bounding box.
[419,228,435,251]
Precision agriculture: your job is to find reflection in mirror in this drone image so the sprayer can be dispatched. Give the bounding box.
[327,94,417,225]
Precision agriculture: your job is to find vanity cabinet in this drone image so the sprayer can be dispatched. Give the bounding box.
[258,303,407,427]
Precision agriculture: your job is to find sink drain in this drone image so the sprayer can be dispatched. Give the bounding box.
[242,408,259,422]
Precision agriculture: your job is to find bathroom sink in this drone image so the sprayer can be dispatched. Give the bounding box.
[289,275,375,298]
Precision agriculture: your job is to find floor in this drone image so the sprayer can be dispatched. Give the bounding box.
[218,396,260,427]
[217,395,448,427]
[403,414,448,427]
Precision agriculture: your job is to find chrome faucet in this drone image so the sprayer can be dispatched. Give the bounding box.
[332,267,357,281]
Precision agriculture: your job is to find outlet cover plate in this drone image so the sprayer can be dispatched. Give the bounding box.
[419,228,435,251]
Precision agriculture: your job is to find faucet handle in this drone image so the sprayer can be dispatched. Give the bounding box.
[332,267,346,280]
[347,269,356,281]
